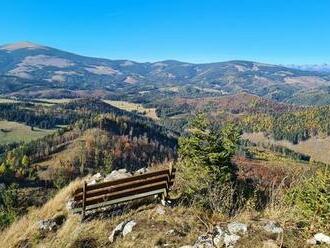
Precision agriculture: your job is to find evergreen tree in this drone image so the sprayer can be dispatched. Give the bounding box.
[177,113,240,205]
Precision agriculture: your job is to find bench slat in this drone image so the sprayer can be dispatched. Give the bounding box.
[72,188,166,213]
[74,168,176,194]
[80,181,168,207]
[74,173,175,202]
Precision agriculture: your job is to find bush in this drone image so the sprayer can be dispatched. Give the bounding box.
[0,183,19,230]
[285,167,329,228]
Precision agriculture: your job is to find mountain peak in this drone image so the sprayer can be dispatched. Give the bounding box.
[0,41,46,51]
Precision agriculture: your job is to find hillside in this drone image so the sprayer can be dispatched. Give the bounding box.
[1,42,330,104]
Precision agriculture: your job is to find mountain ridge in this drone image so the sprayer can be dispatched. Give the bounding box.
[0,42,329,105]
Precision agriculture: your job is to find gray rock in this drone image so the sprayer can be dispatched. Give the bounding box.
[91,172,103,181]
[180,246,194,248]
[224,233,240,248]
[109,220,137,243]
[306,238,317,245]
[135,167,149,174]
[38,216,65,232]
[263,221,283,234]
[314,233,330,244]
[166,229,175,236]
[38,219,57,231]
[194,234,214,248]
[87,179,97,185]
[109,220,128,243]
[227,222,248,235]
[66,198,76,210]
[104,169,132,181]
[122,220,137,237]
[213,226,225,248]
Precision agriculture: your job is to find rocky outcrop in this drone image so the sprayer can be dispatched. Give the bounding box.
[262,221,283,234]
[109,220,137,243]
[37,215,66,232]
[192,222,248,248]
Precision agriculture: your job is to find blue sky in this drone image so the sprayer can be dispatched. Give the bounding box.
[0,0,329,64]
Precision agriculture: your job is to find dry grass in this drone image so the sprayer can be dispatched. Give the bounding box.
[0,179,323,248]
[0,179,82,248]
[0,177,206,248]
[242,132,330,164]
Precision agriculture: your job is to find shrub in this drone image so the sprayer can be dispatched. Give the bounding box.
[0,183,19,229]
[285,167,329,228]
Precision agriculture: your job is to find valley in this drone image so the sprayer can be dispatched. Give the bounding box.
[0,42,329,248]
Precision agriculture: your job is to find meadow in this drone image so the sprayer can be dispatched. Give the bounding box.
[0,120,55,145]
[103,100,158,119]
[242,132,330,164]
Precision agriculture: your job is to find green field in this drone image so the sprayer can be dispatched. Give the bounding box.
[0,120,55,145]
[103,100,159,119]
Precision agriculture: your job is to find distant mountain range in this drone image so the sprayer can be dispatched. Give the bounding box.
[286,64,330,73]
[0,42,329,105]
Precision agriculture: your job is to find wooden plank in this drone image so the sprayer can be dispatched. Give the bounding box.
[72,188,166,213]
[82,181,169,207]
[72,167,176,214]
[81,181,87,221]
[74,173,174,202]
[74,168,175,194]
[74,172,175,201]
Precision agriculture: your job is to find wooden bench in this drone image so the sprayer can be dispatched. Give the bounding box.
[71,166,175,219]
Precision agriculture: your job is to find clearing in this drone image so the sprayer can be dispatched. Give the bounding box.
[0,120,55,145]
[103,100,158,119]
[242,132,330,165]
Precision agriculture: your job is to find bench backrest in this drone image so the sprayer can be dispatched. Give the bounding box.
[72,167,175,217]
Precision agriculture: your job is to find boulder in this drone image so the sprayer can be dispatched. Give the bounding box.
[213,226,225,248]
[109,220,137,243]
[224,233,240,248]
[314,233,330,244]
[122,220,137,237]
[306,238,317,245]
[227,222,248,235]
[66,198,76,210]
[104,169,132,181]
[87,179,97,186]
[262,221,283,234]
[135,167,149,174]
[38,219,57,232]
[37,215,65,232]
[109,220,128,243]
[91,172,103,181]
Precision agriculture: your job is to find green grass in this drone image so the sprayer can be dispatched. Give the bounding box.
[0,120,55,145]
[103,100,158,119]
